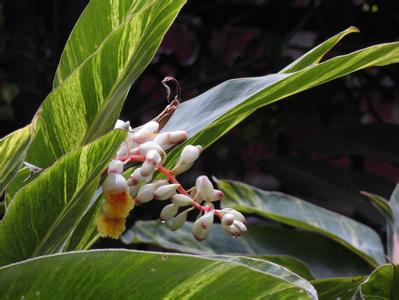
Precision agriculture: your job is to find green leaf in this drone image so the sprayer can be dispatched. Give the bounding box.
[26,0,186,169]
[0,250,316,299]
[280,26,359,73]
[123,220,371,279]
[0,125,32,194]
[161,40,399,169]
[311,276,365,300]
[255,256,315,281]
[0,130,126,266]
[4,167,31,207]
[361,191,393,223]
[217,179,385,267]
[356,264,398,299]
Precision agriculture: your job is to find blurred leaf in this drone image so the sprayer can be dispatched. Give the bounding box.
[218,179,385,267]
[123,220,371,279]
[161,40,399,170]
[0,126,32,194]
[356,264,397,299]
[26,0,186,169]
[389,185,399,264]
[0,82,20,104]
[280,26,359,73]
[0,130,126,266]
[0,250,316,299]
[311,276,365,299]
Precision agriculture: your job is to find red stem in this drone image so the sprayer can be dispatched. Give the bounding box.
[115,154,223,218]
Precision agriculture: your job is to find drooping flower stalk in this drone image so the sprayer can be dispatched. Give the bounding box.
[96,117,247,240]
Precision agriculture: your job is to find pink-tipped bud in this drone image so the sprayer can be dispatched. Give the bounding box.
[131,122,159,144]
[114,119,130,130]
[160,204,178,221]
[224,224,242,237]
[211,190,224,201]
[154,131,188,150]
[153,184,180,200]
[171,194,194,207]
[140,149,161,177]
[221,208,246,223]
[192,217,209,241]
[195,175,215,202]
[103,173,128,194]
[135,180,168,204]
[166,210,189,231]
[199,211,214,230]
[131,141,164,156]
[127,168,153,186]
[221,213,235,226]
[107,160,124,174]
[140,121,160,133]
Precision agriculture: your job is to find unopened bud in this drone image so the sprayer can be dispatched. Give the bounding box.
[154,131,188,150]
[233,220,247,232]
[153,184,180,200]
[160,203,178,221]
[131,141,164,156]
[166,210,189,231]
[199,211,214,230]
[221,213,235,226]
[140,150,162,177]
[107,160,124,174]
[135,180,168,204]
[196,175,215,202]
[221,208,246,223]
[114,119,130,130]
[103,173,128,193]
[127,168,153,186]
[211,190,224,201]
[171,145,203,175]
[224,224,242,237]
[192,217,209,241]
[132,121,159,144]
[171,194,194,207]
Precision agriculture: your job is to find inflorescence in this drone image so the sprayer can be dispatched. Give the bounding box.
[96,119,247,240]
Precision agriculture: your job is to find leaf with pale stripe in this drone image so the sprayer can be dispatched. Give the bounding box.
[217,179,385,267]
[0,130,126,266]
[0,126,32,194]
[26,0,186,169]
[123,220,371,279]
[0,250,316,299]
[161,41,399,170]
[311,276,365,299]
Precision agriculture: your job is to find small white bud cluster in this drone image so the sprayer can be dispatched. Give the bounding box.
[101,119,248,241]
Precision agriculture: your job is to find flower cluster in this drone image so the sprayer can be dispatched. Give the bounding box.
[96,119,247,240]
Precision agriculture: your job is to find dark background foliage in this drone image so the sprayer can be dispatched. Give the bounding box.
[1,0,399,246]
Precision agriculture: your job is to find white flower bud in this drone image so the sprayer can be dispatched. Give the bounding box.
[154,131,188,150]
[199,211,214,230]
[221,208,246,223]
[166,210,189,231]
[171,194,194,207]
[103,173,128,194]
[140,121,159,133]
[171,145,202,175]
[192,217,210,241]
[131,141,164,156]
[135,180,168,204]
[211,190,224,202]
[107,160,124,174]
[221,213,235,226]
[127,168,152,186]
[224,224,242,237]
[160,204,178,221]
[153,184,180,200]
[140,149,161,177]
[195,175,215,202]
[233,220,247,232]
[114,119,130,130]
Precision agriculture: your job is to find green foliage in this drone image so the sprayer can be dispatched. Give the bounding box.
[0,0,398,298]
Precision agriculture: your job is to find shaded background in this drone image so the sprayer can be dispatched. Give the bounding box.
[1,0,399,246]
